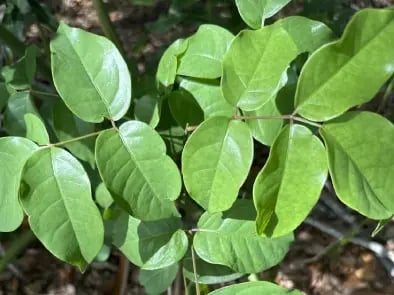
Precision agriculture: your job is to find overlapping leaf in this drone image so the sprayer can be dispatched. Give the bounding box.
[50,23,131,123]
[209,281,302,295]
[96,121,181,220]
[295,9,394,121]
[254,124,327,237]
[182,117,253,212]
[24,113,49,145]
[221,25,297,111]
[235,0,292,29]
[112,212,188,270]
[321,112,394,219]
[194,200,293,273]
[168,89,204,128]
[0,137,37,232]
[134,94,161,128]
[178,25,234,79]
[20,148,104,270]
[180,78,233,119]
[139,264,179,295]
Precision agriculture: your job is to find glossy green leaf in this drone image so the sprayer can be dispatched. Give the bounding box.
[275,16,335,53]
[96,121,181,220]
[50,23,131,123]
[244,98,283,146]
[1,45,37,90]
[111,212,188,270]
[194,200,293,273]
[4,91,40,136]
[0,137,37,232]
[222,25,297,111]
[295,9,394,121]
[254,124,327,237]
[180,78,233,119]
[52,101,96,167]
[24,113,49,145]
[209,281,302,295]
[134,94,161,128]
[139,264,179,295]
[168,89,204,128]
[178,25,234,79]
[235,0,292,29]
[95,182,113,209]
[156,38,188,92]
[183,254,243,284]
[182,117,253,212]
[20,148,104,270]
[320,112,394,219]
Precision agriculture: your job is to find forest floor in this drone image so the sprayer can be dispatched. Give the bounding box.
[1,0,394,294]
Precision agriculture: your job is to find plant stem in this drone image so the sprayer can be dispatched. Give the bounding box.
[92,0,126,57]
[377,77,394,113]
[44,128,113,148]
[190,245,200,295]
[0,229,36,272]
[233,114,323,128]
[30,89,60,98]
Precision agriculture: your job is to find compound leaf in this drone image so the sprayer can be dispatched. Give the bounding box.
[0,137,37,232]
[182,117,253,212]
[50,23,131,123]
[295,9,394,121]
[20,148,104,270]
[254,124,327,237]
[96,121,181,220]
[222,25,297,111]
[178,25,234,79]
[194,200,293,273]
[320,111,394,219]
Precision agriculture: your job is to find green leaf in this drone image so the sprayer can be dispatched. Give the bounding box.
[52,101,96,167]
[24,113,50,145]
[96,121,181,220]
[95,182,113,209]
[254,124,327,237]
[194,200,293,273]
[320,111,394,219]
[111,212,188,270]
[178,25,234,79]
[168,89,204,128]
[209,281,302,295]
[0,137,37,232]
[235,0,292,29]
[20,148,104,270]
[139,264,179,295]
[182,117,253,212]
[4,91,40,136]
[183,254,243,284]
[221,25,297,111]
[0,82,9,110]
[134,94,161,128]
[1,45,37,91]
[295,9,394,121]
[244,98,283,146]
[156,38,188,92]
[275,16,335,53]
[180,78,234,119]
[50,23,131,123]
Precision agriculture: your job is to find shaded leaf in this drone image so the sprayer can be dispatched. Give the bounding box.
[96,121,181,220]
[320,111,394,219]
[134,94,161,128]
[178,25,234,79]
[168,89,204,128]
[295,9,394,121]
[24,113,49,145]
[139,264,179,295]
[0,137,37,232]
[182,117,253,212]
[50,23,131,123]
[112,212,188,270]
[254,124,327,237]
[194,200,293,273]
[20,148,104,270]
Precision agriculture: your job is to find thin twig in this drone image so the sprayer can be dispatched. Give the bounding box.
[43,129,109,148]
[191,246,200,295]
